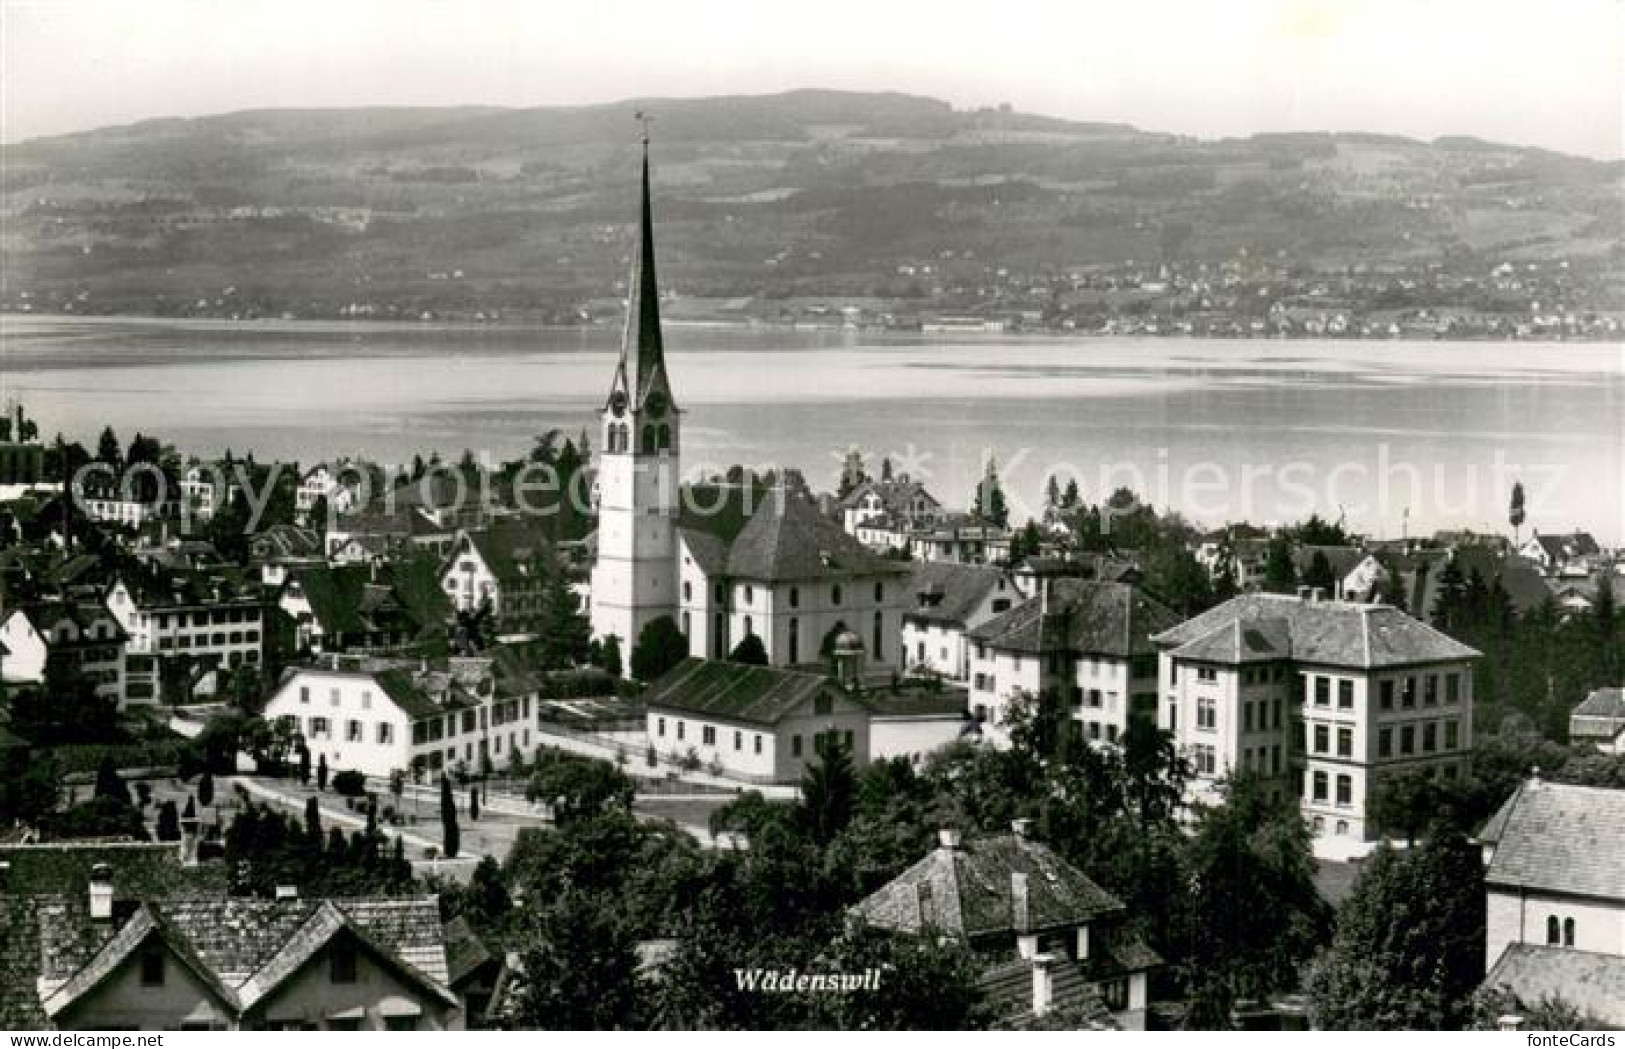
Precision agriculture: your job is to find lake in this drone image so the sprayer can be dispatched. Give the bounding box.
[2,315,1621,543]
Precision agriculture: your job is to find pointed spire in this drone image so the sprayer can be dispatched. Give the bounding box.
[617,113,667,408]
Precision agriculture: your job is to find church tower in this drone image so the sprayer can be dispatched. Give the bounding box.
[589,125,681,660]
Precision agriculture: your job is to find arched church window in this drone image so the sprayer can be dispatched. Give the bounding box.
[642,426,656,454]
[658,424,671,450]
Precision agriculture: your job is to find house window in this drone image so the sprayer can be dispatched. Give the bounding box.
[1425,675,1439,706]
[361,691,371,710]
[1401,725,1415,755]
[1314,677,1330,706]
[1197,696,1216,730]
[791,735,802,758]
[1564,918,1576,947]
[744,584,754,604]
[734,730,742,751]
[1312,771,1329,802]
[1313,724,1329,754]
[1423,722,1438,752]
[1547,916,1562,945]
[1337,680,1354,709]
[683,581,692,601]
[139,946,165,987]
[1193,744,1216,775]
[1445,673,1460,704]
[1337,727,1353,758]
[347,720,363,743]
[1379,680,1394,710]
[1445,720,1459,750]
[831,584,843,606]
[300,686,311,704]
[702,726,716,746]
[330,941,358,984]
[1336,775,1352,807]
[657,717,666,738]
[1378,727,1393,758]
[1401,677,1416,708]
[874,582,884,602]
[788,617,800,663]
[754,735,763,755]
[377,723,393,746]
[1197,667,1217,682]
[789,587,800,609]
[873,611,884,657]
[676,722,685,741]
[330,688,341,707]
[1243,702,1253,733]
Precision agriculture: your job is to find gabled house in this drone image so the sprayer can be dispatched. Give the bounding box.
[850,823,1160,1028]
[439,519,559,636]
[1570,687,1625,754]
[902,562,1019,683]
[29,877,461,1031]
[276,561,446,655]
[839,478,943,536]
[1477,779,1625,1027]
[0,602,127,705]
[1520,530,1603,578]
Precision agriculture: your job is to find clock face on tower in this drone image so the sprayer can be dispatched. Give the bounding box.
[609,391,628,417]
[644,390,668,418]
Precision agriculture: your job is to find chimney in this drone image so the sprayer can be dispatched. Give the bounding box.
[937,828,962,851]
[1011,872,1031,933]
[1031,953,1056,1018]
[88,863,114,921]
[179,807,201,868]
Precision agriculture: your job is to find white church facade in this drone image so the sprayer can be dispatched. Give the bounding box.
[587,137,907,672]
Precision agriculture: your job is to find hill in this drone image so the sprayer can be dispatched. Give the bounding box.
[3,89,1621,327]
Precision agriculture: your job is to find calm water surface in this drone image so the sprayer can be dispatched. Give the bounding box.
[3,315,1621,542]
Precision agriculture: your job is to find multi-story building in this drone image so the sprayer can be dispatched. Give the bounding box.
[105,576,266,682]
[839,477,943,536]
[966,579,1180,748]
[1153,589,1480,851]
[439,519,558,636]
[0,602,127,705]
[1477,779,1625,1028]
[901,561,1019,683]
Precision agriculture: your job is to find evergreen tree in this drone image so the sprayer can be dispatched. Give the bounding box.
[155,799,182,842]
[1431,558,1468,632]
[1062,477,1080,509]
[469,785,481,822]
[598,634,624,678]
[297,744,311,785]
[1044,475,1062,516]
[539,573,592,668]
[1263,535,1298,593]
[1303,550,1337,595]
[96,426,122,467]
[728,633,769,666]
[508,888,644,1029]
[1377,566,1409,611]
[880,456,894,482]
[197,770,215,808]
[440,775,460,858]
[1508,481,1526,547]
[630,616,688,681]
[797,733,857,847]
[317,753,329,791]
[94,757,129,805]
[304,796,323,850]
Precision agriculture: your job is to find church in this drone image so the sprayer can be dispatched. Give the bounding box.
[587,134,908,672]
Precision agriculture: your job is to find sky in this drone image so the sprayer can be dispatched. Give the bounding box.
[3,0,1623,157]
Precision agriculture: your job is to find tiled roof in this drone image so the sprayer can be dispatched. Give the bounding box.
[979,956,1115,1028]
[851,832,1125,941]
[0,897,48,1029]
[1170,617,1293,665]
[1154,592,1480,669]
[463,518,558,586]
[1482,780,1625,901]
[33,895,455,1022]
[287,564,371,635]
[724,490,906,583]
[373,668,446,720]
[838,479,940,513]
[1532,531,1601,560]
[967,580,1180,658]
[903,562,1007,627]
[1483,945,1625,1027]
[1292,545,1365,579]
[640,657,840,726]
[1574,687,1625,720]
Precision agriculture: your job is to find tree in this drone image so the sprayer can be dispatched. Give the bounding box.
[1377,566,1409,611]
[469,785,481,821]
[505,887,644,1029]
[630,615,688,681]
[96,425,122,467]
[303,796,323,850]
[1309,832,1486,1030]
[317,753,329,791]
[1180,774,1331,1027]
[297,744,311,786]
[441,775,460,858]
[598,634,624,678]
[1303,550,1337,595]
[1007,519,1043,564]
[1508,481,1526,547]
[1262,535,1298,593]
[197,770,215,809]
[155,799,182,842]
[805,926,989,1030]
[728,632,769,666]
[94,757,130,805]
[539,573,592,669]
[880,456,894,482]
[797,733,857,846]
[1431,558,1468,632]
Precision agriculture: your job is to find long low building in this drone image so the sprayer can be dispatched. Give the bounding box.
[640,641,969,784]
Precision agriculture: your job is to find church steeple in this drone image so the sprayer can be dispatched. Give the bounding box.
[612,116,673,412]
